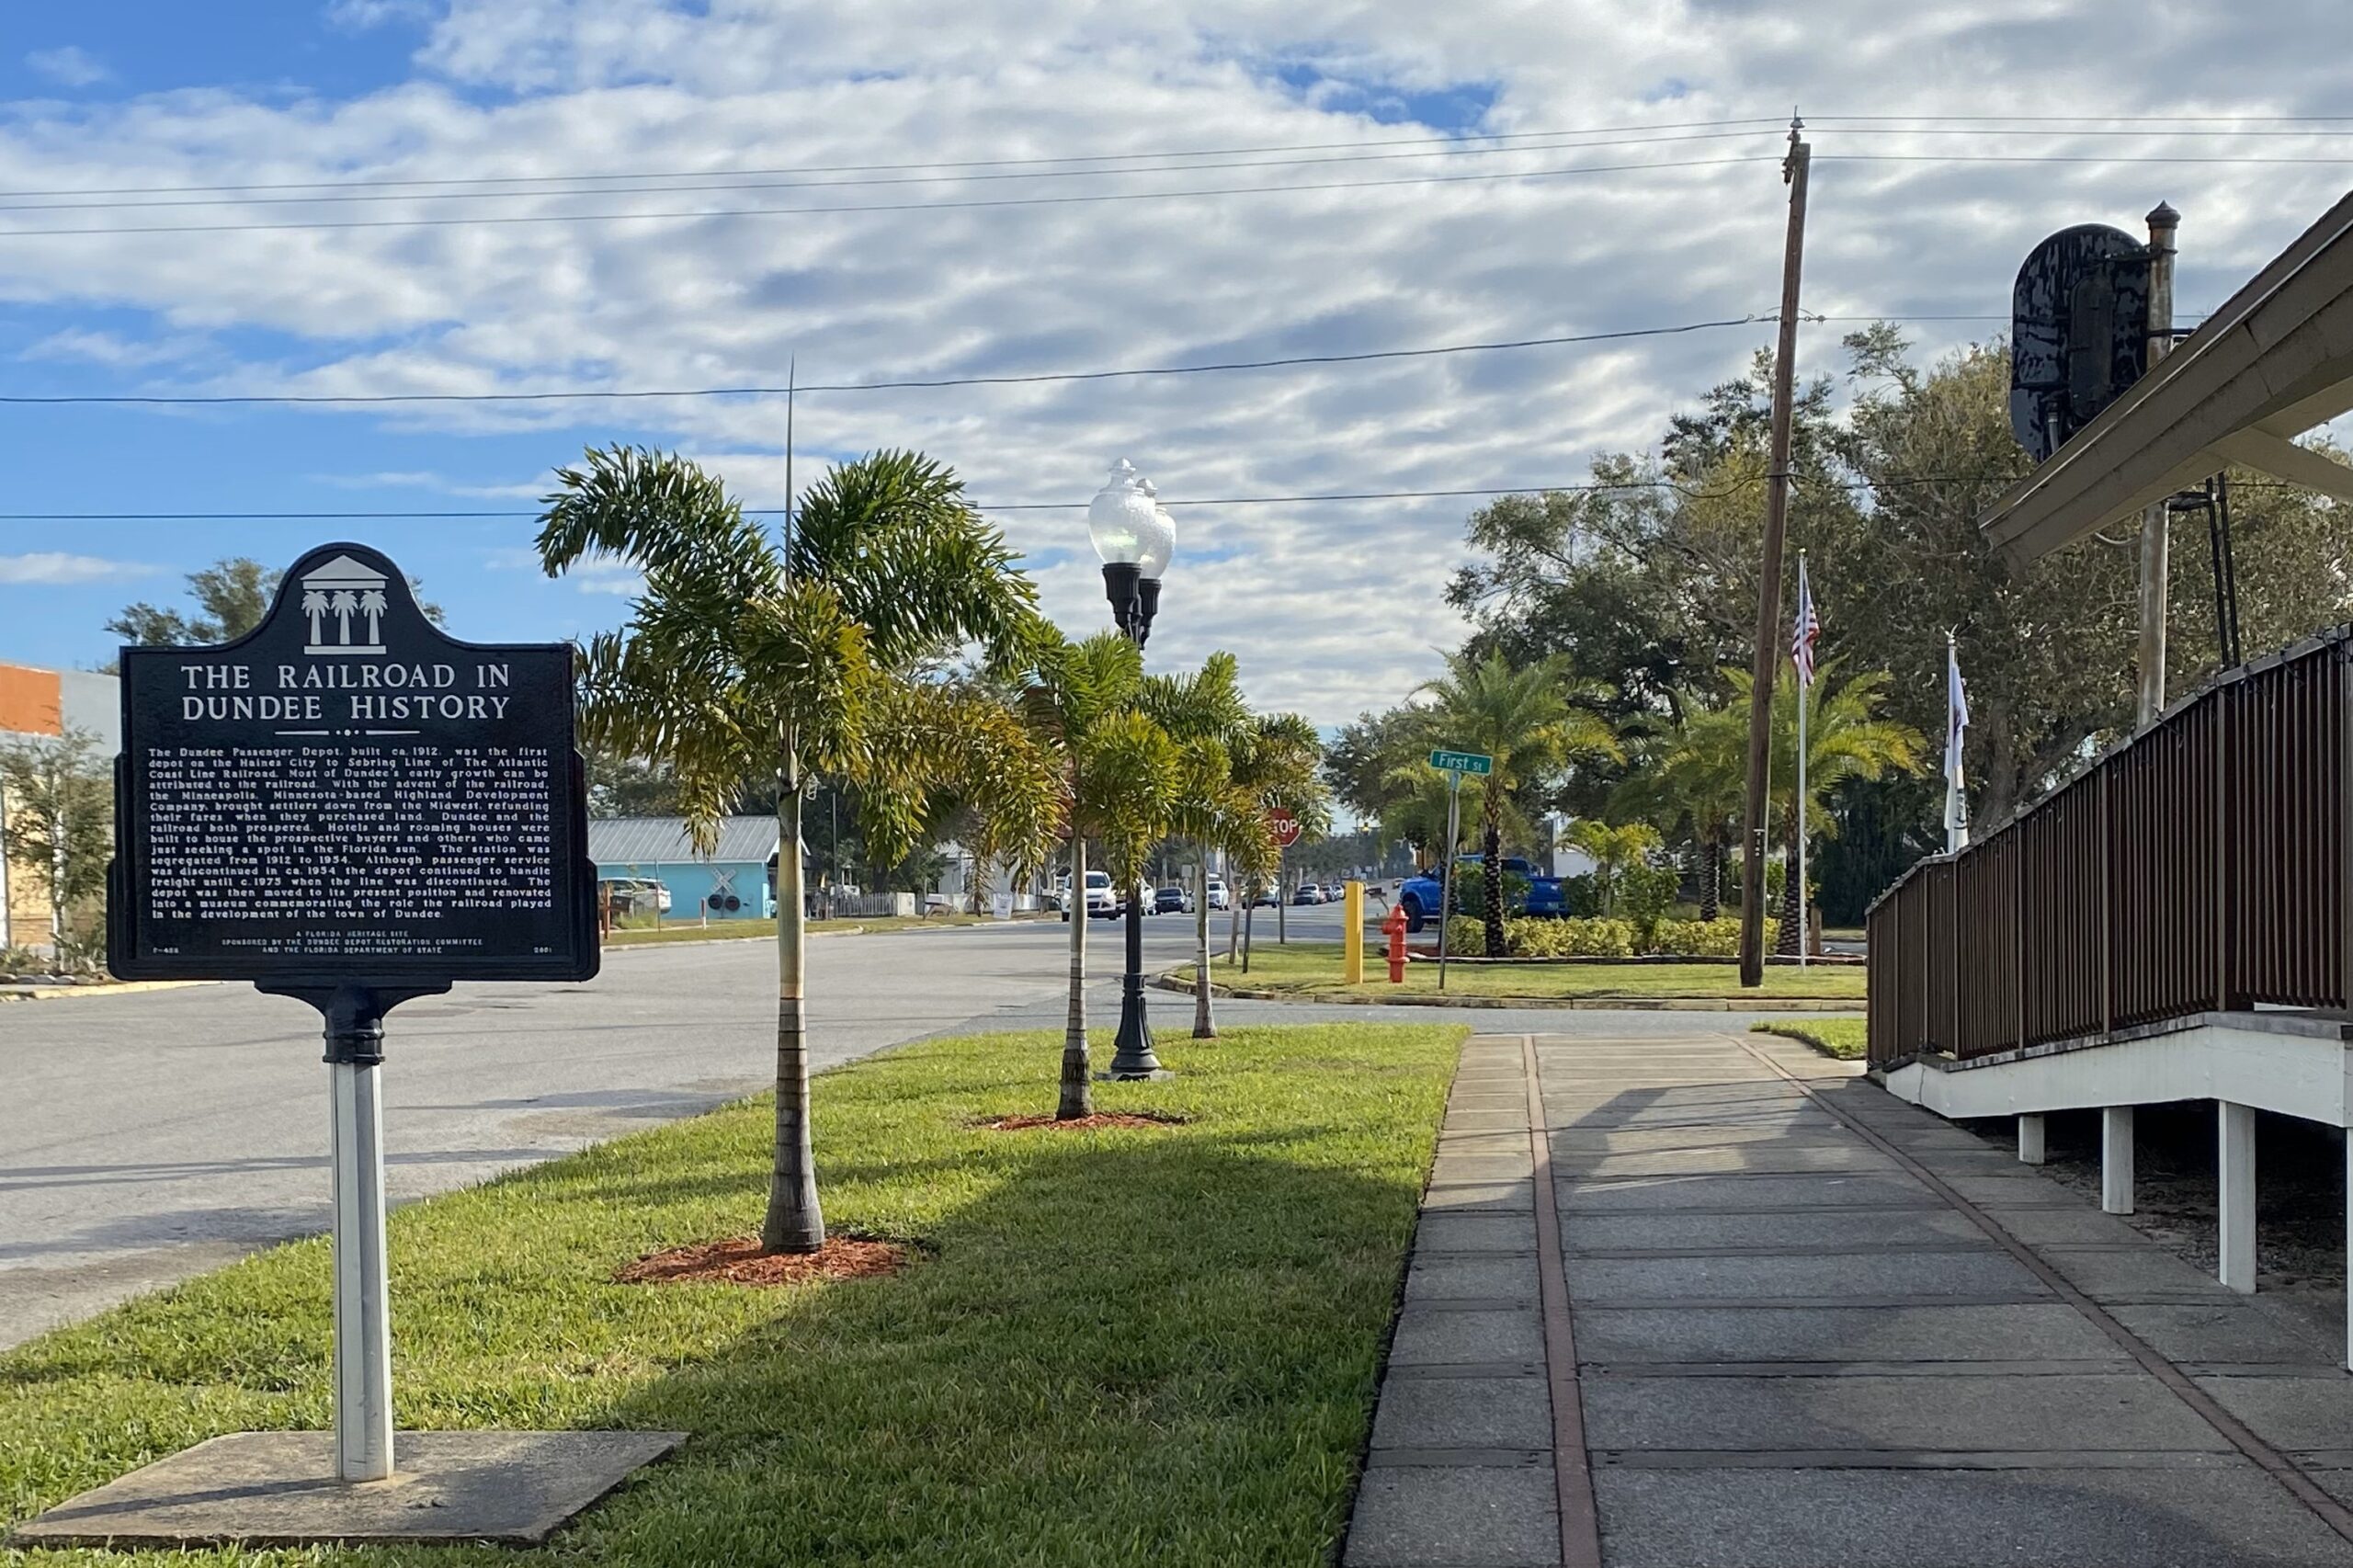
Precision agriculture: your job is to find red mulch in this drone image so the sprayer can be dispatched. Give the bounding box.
[615,1234,905,1287]
[980,1112,1182,1132]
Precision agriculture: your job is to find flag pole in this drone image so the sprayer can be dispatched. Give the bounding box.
[1795,551,1809,968]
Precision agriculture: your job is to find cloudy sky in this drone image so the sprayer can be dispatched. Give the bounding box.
[2,0,2349,725]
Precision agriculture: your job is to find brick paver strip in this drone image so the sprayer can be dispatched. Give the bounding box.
[1518,1033,1606,1568]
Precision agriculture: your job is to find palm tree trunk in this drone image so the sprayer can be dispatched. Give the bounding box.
[761,756,825,1254]
[1481,799,1506,958]
[1060,837,1094,1119]
[1775,807,1803,957]
[1698,829,1721,922]
[1193,856,1215,1039]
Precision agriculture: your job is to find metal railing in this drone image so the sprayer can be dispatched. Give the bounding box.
[1867,629,2349,1068]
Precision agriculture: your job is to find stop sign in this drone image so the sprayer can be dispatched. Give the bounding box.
[1269,810,1302,848]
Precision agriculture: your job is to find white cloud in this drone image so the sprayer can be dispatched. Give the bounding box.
[20,329,209,368]
[0,552,158,585]
[1,2,2348,717]
[23,46,110,87]
[327,0,438,29]
[312,470,551,498]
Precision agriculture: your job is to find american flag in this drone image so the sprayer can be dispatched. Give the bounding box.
[1790,553,1820,686]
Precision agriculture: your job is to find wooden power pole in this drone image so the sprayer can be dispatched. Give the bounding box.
[1737,121,1813,990]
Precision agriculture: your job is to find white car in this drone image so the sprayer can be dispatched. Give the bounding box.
[1060,869,1119,920]
[1205,877,1232,911]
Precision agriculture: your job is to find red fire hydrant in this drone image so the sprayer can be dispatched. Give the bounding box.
[1383,903,1410,983]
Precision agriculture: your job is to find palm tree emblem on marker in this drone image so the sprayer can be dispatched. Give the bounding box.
[300,555,390,654]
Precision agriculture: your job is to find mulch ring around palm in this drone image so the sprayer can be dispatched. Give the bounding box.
[616,1234,906,1287]
[976,1112,1188,1132]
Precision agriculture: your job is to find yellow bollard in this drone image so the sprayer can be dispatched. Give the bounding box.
[1343,880,1366,984]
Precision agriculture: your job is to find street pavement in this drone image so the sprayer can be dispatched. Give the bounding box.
[0,895,1369,1348]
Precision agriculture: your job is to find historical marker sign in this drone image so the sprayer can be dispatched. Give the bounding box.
[108,542,598,985]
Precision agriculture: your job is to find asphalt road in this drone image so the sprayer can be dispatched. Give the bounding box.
[0,898,1361,1348]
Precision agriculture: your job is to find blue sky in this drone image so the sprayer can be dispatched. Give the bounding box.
[4,1,2350,718]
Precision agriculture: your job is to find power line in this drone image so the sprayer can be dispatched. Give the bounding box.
[0,129,1787,215]
[0,117,1791,201]
[1821,153,2353,166]
[0,153,1781,239]
[5,474,2325,526]
[0,315,1768,405]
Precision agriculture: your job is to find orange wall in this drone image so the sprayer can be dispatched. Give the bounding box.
[0,665,63,738]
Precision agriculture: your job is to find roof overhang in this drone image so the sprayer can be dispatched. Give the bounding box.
[1982,186,2353,564]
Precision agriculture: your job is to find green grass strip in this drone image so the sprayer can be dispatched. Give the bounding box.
[0,1022,1464,1565]
[1750,1017,1870,1059]
[1189,941,1867,1002]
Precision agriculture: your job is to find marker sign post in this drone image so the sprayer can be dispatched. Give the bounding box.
[1427,751,1492,992]
[108,543,597,1484]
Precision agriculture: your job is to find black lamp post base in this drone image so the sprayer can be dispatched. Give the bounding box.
[1103,973,1164,1079]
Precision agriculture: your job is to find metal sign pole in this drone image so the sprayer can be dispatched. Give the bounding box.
[1438,772,1461,993]
[323,986,394,1483]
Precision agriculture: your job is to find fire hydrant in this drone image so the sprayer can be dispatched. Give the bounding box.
[1383,903,1410,983]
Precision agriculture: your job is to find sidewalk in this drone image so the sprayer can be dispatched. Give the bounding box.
[1346,1028,2353,1568]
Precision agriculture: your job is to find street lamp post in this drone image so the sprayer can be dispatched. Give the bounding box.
[1089,459,1175,1080]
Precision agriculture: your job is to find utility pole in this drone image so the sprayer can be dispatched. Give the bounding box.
[1737,119,1812,990]
[2134,202,2179,726]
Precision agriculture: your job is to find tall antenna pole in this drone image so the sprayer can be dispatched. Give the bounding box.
[1737,117,1812,990]
[2134,204,2178,725]
[783,355,796,569]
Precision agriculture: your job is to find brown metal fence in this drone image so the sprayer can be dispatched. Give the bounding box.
[1866,633,2351,1068]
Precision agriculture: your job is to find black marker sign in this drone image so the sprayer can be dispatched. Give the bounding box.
[108,542,598,984]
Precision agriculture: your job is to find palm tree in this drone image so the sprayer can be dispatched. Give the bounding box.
[1417,651,1620,957]
[1212,710,1326,1017]
[1017,631,1185,1116]
[1682,663,1927,953]
[538,445,1051,1252]
[1138,652,1258,1040]
[1565,819,1661,915]
[1616,702,1745,920]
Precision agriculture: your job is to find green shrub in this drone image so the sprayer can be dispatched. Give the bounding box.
[1444,914,1639,960]
[1442,915,1487,954]
[1653,916,1742,957]
[1619,861,1681,950]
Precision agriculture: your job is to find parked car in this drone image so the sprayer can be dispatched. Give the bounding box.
[1395,855,1564,933]
[1252,885,1280,908]
[597,876,671,918]
[1291,883,1323,905]
[1059,869,1120,920]
[1154,886,1193,915]
[1205,877,1232,911]
[1323,881,1347,902]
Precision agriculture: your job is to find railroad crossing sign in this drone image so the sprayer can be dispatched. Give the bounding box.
[1268,809,1303,848]
[1429,749,1493,777]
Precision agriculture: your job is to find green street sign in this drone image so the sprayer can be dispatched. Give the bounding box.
[1429,749,1493,777]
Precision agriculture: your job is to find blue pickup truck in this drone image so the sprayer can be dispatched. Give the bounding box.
[1396,856,1565,932]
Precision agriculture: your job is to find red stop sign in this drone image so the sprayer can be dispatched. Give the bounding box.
[1269,810,1302,848]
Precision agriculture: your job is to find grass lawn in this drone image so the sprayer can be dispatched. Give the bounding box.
[1186,941,1869,1003]
[0,1021,1464,1566]
[603,914,1002,947]
[1753,1017,1870,1059]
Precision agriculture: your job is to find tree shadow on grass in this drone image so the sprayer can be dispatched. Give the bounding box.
[549,1135,1423,1568]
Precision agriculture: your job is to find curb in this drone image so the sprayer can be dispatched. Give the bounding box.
[1152,976,1864,1013]
[0,980,221,1003]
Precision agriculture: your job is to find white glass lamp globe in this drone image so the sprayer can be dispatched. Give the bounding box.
[1086,460,1176,578]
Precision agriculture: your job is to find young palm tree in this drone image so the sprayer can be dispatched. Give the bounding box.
[1565,819,1662,915]
[1018,630,1183,1117]
[1685,663,1927,953]
[1203,710,1325,1029]
[1418,651,1620,957]
[1139,652,1256,1040]
[1616,703,1745,920]
[538,446,1051,1252]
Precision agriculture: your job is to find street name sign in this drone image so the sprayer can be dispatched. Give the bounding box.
[1429,749,1493,777]
[108,541,597,985]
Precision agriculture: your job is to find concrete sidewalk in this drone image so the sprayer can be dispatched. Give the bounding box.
[1345,1028,2353,1568]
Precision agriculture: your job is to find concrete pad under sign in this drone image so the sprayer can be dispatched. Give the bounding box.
[9,1429,687,1549]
